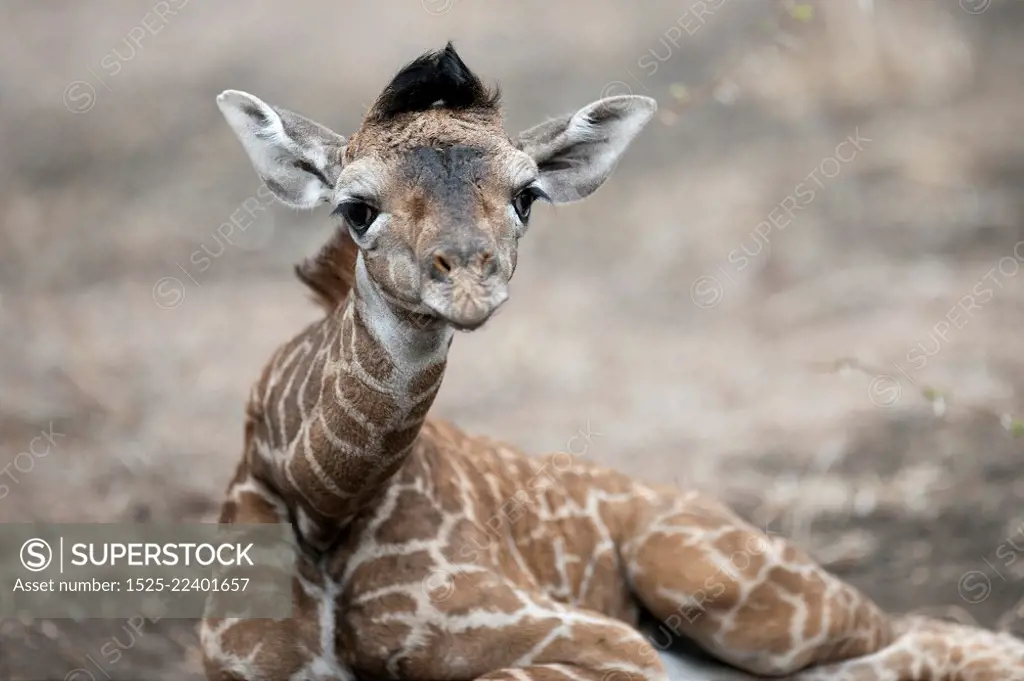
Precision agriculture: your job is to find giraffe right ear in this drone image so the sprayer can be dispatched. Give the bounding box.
[516,95,656,204]
[216,90,347,210]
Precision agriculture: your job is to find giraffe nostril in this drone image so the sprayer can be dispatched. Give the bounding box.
[479,250,498,276]
[433,253,453,276]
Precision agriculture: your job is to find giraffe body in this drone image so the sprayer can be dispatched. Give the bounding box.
[206,401,1024,681]
[200,44,1024,681]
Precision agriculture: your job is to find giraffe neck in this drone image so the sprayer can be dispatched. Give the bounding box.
[278,255,453,547]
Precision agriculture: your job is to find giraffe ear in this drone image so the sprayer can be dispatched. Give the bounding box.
[216,90,347,210]
[516,96,656,204]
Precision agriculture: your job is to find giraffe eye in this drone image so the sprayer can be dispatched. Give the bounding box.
[335,201,379,234]
[512,187,544,223]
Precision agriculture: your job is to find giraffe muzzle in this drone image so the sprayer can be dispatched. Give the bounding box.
[421,270,509,331]
[420,241,508,330]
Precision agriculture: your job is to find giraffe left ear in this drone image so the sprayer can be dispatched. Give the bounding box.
[516,95,657,204]
[216,90,347,210]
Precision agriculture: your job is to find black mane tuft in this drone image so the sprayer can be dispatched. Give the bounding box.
[368,42,500,121]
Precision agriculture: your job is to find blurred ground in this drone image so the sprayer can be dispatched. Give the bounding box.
[2,1,1024,678]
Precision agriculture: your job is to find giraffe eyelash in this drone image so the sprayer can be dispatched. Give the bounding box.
[331,197,379,218]
[514,184,550,203]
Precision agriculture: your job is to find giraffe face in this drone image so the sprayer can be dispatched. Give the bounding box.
[216,44,658,327]
[333,110,540,331]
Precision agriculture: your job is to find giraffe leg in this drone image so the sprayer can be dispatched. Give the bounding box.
[783,615,1024,681]
[342,573,669,681]
[201,467,346,681]
[620,489,895,676]
[201,615,332,681]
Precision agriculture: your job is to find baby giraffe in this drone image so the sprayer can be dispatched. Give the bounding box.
[201,44,1024,681]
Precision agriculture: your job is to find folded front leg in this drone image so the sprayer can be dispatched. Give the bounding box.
[343,571,668,681]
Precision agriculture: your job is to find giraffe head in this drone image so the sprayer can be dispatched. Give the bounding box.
[217,43,655,330]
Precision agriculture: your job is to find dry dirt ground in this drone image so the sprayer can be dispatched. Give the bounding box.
[1,1,1024,678]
